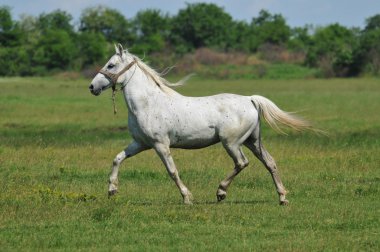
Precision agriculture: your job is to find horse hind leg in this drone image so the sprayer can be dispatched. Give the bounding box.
[217,143,249,202]
[244,132,289,205]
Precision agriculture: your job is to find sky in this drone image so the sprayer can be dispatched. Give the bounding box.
[1,0,380,28]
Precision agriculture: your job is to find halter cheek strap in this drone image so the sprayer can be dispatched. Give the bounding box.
[99,58,137,87]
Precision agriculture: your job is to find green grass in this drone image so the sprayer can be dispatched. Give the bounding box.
[0,77,379,251]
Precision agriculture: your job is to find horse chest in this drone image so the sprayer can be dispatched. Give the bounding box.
[127,110,168,145]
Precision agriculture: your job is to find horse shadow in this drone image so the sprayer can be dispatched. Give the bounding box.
[123,199,269,206]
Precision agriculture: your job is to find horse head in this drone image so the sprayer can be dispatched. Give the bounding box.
[89,44,135,96]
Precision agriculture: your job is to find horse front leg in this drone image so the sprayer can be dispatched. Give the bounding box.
[154,143,193,205]
[108,141,148,196]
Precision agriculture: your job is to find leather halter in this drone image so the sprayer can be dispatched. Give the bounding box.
[98,59,137,87]
[98,58,137,115]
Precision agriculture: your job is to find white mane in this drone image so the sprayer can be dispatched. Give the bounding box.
[126,51,192,89]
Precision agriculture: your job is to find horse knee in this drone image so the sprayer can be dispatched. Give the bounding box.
[112,158,119,166]
[243,159,249,168]
[113,153,124,166]
[236,159,249,171]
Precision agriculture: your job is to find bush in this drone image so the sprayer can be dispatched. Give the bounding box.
[305,24,358,77]
[258,43,305,64]
[33,29,77,70]
[0,46,32,76]
[0,4,379,78]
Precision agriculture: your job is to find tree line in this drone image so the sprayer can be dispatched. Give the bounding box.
[0,3,379,77]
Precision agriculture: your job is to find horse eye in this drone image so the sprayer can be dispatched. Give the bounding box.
[107,64,115,69]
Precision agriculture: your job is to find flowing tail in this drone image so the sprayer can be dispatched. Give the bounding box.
[251,95,320,134]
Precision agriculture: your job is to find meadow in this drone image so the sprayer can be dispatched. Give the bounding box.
[0,77,379,251]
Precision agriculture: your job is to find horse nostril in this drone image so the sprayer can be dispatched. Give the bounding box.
[89,84,94,90]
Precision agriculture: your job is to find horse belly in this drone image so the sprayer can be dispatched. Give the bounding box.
[169,124,219,149]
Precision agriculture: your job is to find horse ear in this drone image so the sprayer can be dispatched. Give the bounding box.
[114,44,120,55]
[117,43,124,56]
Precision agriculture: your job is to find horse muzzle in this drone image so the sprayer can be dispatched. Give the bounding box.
[89,84,102,96]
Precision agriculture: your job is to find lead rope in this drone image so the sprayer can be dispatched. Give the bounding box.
[112,85,117,115]
[110,61,137,115]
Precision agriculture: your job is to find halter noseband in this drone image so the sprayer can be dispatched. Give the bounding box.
[98,58,137,115]
[98,58,137,88]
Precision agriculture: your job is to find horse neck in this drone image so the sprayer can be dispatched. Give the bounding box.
[121,67,168,113]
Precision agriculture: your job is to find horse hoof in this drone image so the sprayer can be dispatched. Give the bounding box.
[184,199,193,205]
[108,190,117,197]
[183,193,193,205]
[216,189,227,202]
[280,200,289,206]
[217,194,226,202]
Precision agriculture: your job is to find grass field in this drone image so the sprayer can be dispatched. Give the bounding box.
[0,77,379,251]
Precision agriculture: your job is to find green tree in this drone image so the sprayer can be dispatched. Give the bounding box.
[0,46,30,76]
[33,29,77,71]
[249,10,291,51]
[0,6,28,76]
[77,32,108,66]
[287,26,313,53]
[30,10,77,73]
[0,6,22,47]
[364,14,380,31]
[37,10,74,34]
[79,6,134,44]
[306,24,358,76]
[0,6,12,32]
[170,3,234,53]
[354,14,380,75]
[131,9,171,54]
[18,14,39,44]
[228,20,252,52]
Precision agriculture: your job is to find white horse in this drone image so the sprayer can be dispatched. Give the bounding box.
[89,44,315,205]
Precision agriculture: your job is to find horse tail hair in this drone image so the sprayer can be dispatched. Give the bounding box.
[251,95,321,135]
